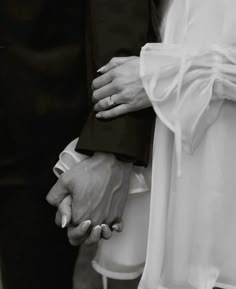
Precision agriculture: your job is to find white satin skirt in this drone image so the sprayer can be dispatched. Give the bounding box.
[139,102,236,289]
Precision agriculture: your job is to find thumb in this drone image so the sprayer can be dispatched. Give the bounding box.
[97,56,136,73]
[46,177,69,207]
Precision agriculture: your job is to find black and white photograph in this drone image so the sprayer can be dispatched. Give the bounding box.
[0,0,235,289]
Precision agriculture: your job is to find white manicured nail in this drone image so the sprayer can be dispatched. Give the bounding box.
[97,66,105,73]
[81,220,92,231]
[61,215,67,228]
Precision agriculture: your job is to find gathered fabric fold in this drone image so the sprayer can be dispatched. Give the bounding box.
[141,43,236,176]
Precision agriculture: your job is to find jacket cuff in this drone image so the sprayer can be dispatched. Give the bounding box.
[76,109,155,167]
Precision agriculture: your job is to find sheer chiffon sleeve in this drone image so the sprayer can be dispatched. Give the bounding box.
[140,43,236,175]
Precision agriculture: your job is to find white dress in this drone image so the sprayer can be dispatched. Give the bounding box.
[139,1,236,289]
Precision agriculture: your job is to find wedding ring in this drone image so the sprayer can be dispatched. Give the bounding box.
[107,96,115,107]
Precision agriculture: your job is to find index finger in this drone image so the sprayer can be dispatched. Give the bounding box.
[97,57,136,74]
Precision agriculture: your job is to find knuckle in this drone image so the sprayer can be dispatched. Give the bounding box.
[109,69,116,79]
[110,68,120,79]
[112,79,122,90]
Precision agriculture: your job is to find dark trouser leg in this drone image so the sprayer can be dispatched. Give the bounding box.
[0,186,78,289]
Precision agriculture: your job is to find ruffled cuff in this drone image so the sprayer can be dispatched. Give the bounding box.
[140,43,236,175]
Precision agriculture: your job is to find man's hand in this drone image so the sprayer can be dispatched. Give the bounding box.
[92,57,151,119]
[55,194,118,246]
[46,153,132,245]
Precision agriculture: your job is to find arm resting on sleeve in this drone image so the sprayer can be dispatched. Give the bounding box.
[76,0,157,166]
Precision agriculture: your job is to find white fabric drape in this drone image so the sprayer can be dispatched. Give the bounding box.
[139,1,236,289]
[141,44,236,175]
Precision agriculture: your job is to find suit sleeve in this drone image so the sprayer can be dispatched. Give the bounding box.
[76,0,156,166]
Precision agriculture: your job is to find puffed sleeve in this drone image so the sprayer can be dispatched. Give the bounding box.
[140,43,236,174]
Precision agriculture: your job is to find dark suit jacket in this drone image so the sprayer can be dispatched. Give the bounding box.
[77,0,156,165]
[0,0,156,183]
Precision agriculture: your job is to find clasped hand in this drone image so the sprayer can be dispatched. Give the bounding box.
[46,153,132,245]
[46,56,146,246]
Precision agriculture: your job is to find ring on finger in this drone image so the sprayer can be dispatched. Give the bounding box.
[107,95,115,107]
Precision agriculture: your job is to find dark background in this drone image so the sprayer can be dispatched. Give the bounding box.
[0,245,140,289]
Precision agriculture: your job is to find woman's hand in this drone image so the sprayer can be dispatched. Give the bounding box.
[92,57,151,119]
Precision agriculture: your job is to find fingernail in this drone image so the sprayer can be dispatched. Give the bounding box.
[97,66,105,73]
[112,224,122,232]
[101,224,111,239]
[94,225,102,235]
[96,113,102,118]
[101,224,109,232]
[61,215,67,228]
[82,220,91,231]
